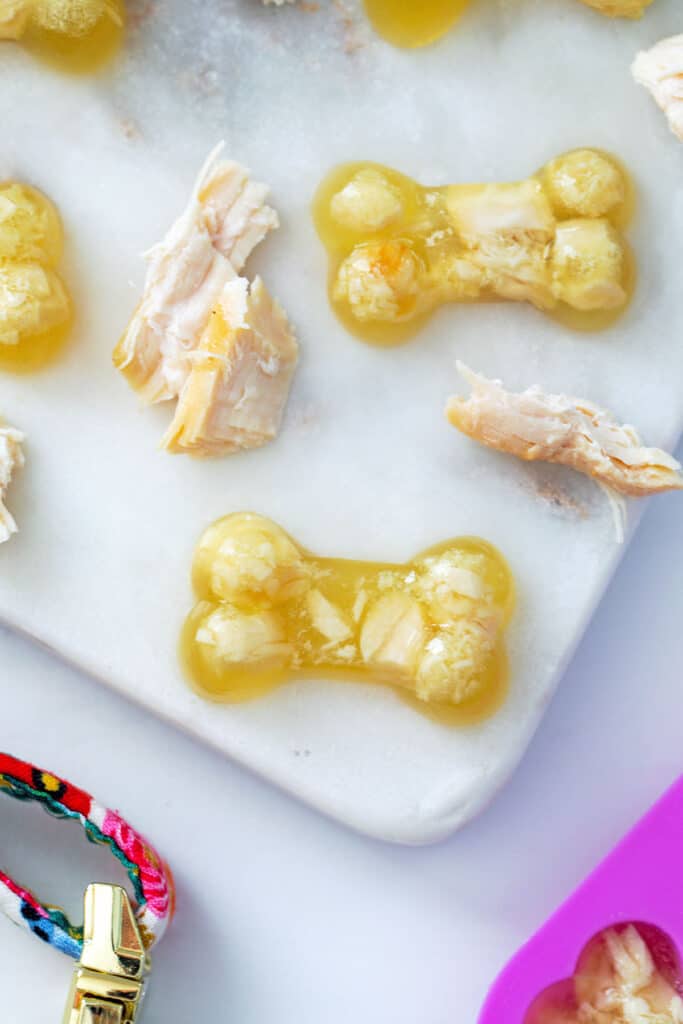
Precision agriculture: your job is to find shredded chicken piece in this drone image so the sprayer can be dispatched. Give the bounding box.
[447,362,683,499]
[0,421,24,544]
[633,36,683,142]
[162,277,298,455]
[114,145,298,457]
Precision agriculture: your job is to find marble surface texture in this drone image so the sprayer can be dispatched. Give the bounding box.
[0,0,680,841]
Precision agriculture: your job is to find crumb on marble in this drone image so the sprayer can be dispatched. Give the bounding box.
[333,0,365,54]
[126,0,158,31]
[119,117,141,140]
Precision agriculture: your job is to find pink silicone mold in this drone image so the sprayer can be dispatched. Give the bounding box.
[478,776,683,1023]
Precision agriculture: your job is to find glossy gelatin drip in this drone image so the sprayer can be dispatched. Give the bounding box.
[363,0,470,48]
[313,149,635,345]
[181,513,514,724]
[0,0,125,73]
[0,182,72,372]
[525,922,683,1023]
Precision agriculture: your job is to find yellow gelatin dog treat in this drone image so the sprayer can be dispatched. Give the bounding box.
[0,0,124,72]
[362,0,653,48]
[0,419,24,544]
[0,182,72,372]
[314,150,634,344]
[181,513,515,723]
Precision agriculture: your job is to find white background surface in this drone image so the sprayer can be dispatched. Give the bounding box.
[1,459,681,1023]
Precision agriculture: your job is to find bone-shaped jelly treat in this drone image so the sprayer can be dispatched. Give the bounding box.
[314,150,634,345]
[0,181,72,372]
[0,0,124,72]
[181,513,515,722]
[362,0,654,48]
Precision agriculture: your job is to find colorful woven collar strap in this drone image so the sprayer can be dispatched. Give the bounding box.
[0,752,175,960]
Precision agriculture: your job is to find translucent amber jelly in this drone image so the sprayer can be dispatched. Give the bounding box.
[313,149,635,345]
[0,0,125,74]
[0,182,72,373]
[526,923,683,1024]
[363,0,470,48]
[362,0,652,48]
[181,513,515,724]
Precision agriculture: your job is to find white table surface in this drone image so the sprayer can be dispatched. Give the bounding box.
[1,442,682,1024]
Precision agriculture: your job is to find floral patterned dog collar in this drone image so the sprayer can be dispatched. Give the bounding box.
[0,752,175,960]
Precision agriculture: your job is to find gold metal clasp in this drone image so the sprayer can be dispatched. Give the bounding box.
[62,884,148,1024]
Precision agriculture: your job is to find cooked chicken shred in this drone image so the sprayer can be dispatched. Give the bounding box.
[0,421,24,544]
[114,146,298,456]
[447,363,682,507]
[182,513,514,716]
[633,35,683,142]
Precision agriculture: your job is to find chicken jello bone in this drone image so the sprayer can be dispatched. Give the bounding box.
[181,513,515,722]
[478,775,683,1024]
[114,145,299,457]
[0,181,72,371]
[362,0,654,49]
[0,0,124,72]
[313,149,634,345]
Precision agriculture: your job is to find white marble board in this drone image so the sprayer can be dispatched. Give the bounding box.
[0,0,681,843]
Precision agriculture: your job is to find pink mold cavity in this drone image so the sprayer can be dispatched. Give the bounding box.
[525,922,683,1023]
[479,777,683,1024]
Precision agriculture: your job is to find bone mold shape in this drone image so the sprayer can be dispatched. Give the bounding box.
[0,181,72,372]
[0,0,124,72]
[181,513,514,722]
[314,150,634,344]
[361,0,654,49]
[478,776,683,1023]
[113,146,299,458]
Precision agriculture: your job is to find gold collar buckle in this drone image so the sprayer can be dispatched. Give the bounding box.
[62,884,149,1024]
